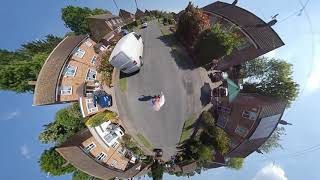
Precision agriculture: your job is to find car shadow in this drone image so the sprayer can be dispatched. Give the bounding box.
[138,95,156,101]
[119,70,140,79]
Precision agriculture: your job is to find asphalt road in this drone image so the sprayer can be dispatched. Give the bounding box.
[116,20,203,160]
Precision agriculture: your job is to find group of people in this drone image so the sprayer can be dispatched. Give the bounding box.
[151,92,165,111]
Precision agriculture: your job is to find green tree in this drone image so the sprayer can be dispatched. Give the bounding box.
[194,24,242,66]
[212,127,230,155]
[226,158,244,170]
[39,147,75,176]
[61,6,106,35]
[201,111,215,129]
[198,145,213,162]
[39,103,85,145]
[151,160,164,180]
[242,57,299,105]
[72,170,92,180]
[0,35,62,93]
[259,127,285,153]
[176,2,210,46]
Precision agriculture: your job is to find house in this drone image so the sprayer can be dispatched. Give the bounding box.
[87,14,125,43]
[33,35,112,117]
[212,93,287,158]
[119,9,135,23]
[135,8,145,20]
[202,1,284,70]
[56,128,151,180]
[144,10,151,16]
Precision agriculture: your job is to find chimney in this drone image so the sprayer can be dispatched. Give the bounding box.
[232,0,238,5]
[279,120,292,125]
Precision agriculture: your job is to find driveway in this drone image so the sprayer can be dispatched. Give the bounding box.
[115,20,203,160]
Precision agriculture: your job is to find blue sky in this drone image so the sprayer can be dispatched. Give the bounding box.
[1,0,320,179]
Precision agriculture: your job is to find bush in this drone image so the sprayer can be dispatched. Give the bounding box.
[212,127,230,155]
[201,111,215,128]
[194,24,242,66]
[226,158,244,170]
[122,134,144,156]
[96,51,113,86]
[85,110,117,127]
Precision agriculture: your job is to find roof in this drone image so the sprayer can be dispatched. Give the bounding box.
[87,13,117,20]
[181,162,197,173]
[33,35,87,105]
[202,1,284,50]
[119,9,134,18]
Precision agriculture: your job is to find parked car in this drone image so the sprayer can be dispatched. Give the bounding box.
[109,32,144,74]
[142,22,148,28]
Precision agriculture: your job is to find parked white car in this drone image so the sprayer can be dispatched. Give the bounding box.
[109,32,143,74]
[142,22,148,28]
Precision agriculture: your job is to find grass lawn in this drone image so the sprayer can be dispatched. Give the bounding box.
[137,133,154,150]
[119,77,127,93]
[179,115,197,145]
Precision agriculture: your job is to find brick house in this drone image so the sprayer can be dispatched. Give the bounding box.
[87,14,125,43]
[33,35,112,117]
[119,9,135,23]
[212,93,287,158]
[135,8,145,20]
[202,1,284,70]
[56,128,151,180]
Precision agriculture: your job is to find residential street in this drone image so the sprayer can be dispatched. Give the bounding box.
[115,20,203,160]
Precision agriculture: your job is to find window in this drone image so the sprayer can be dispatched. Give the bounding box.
[217,115,228,128]
[133,33,141,40]
[74,48,86,58]
[85,40,92,47]
[110,160,118,167]
[229,140,238,149]
[91,56,97,64]
[119,19,123,23]
[64,65,77,77]
[111,19,116,25]
[86,98,98,113]
[242,110,257,120]
[96,152,107,161]
[84,142,96,153]
[111,141,118,148]
[235,125,249,137]
[117,146,126,155]
[60,86,72,95]
[86,69,97,80]
[106,20,112,27]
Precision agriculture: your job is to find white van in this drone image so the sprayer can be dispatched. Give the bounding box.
[109,32,143,74]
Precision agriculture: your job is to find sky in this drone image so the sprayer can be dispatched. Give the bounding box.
[0,0,320,179]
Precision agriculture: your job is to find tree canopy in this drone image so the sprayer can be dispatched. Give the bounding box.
[151,160,164,180]
[259,127,286,153]
[39,147,75,176]
[176,2,210,46]
[39,103,85,145]
[242,57,299,105]
[61,6,106,35]
[194,24,242,66]
[0,35,62,93]
[226,158,244,170]
[72,170,93,180]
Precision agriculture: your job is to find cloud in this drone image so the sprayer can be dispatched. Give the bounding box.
[20,145,31,159]
[253,163,288,180]
[2,109,20,121]
[306,56,320,93]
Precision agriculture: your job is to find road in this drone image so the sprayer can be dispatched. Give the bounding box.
[115,20,203,160]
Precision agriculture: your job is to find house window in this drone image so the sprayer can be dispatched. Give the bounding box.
[60,86,72,95]
[217,115,228,128]
[91,56,97,64]
[96,152,107,161]
[86,98,98,113]
[111,19,116,25]
[111,141,118,148]
[119,19,123,23]
[117,146,126,155]
[235,125,249,137]
[85,40,92,47]
[242,110,257,120]
[110,160,118,167]
[74,48,86,58]
[86,69,97,81]
[64,65,77,77]
[84,142,96,153]
[106,20,112,27]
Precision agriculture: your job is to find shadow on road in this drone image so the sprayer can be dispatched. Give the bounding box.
[200,82,212,106]
[138,95,156,101]
[157,34,197,70]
